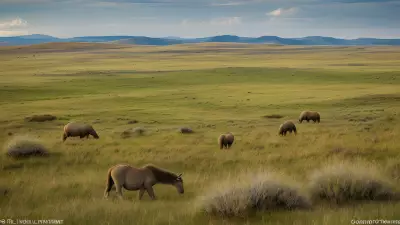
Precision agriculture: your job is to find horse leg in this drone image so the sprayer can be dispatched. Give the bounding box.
[145,186,157,200]
[115,183,124,200]
[104,181,114,199]
[138,188,145,200]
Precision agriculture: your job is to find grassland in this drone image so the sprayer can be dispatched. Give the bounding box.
[0,42,400,225]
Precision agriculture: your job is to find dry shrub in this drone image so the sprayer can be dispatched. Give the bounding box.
[179,127,193,134]
[262,114,284,119]
[0,186,9,198]
[308,162,400,204]
[4,136,49,158]
[127,120,139,124]
[121,127,145,138]
[25,114,56,122]
[196,172,311,218]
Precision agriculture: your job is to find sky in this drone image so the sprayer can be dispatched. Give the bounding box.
[0,0,399,39]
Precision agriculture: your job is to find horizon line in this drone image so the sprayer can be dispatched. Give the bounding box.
[2,34,400,40]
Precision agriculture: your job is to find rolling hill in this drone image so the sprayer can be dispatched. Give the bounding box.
[1,34,400,46]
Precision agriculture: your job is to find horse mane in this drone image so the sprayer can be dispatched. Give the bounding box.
[143,164,180,184]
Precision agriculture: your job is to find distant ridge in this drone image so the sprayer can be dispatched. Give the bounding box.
[1,34,400,46]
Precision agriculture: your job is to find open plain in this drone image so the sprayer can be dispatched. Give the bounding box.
[0,43,400,225]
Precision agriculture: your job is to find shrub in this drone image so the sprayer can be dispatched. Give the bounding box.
[197,172,311,218]
[262,114,284,119]
[127,120,139,124]
[5,136,49,158]
[179,127,193,134]
[121,127,145,138]
[24,114,56,122]
[308,162,400,204]
[0,186,9,196]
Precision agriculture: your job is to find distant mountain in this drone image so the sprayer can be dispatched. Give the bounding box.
[206,35,242,42]
[66,36,135,43]
[18,34,58,40]
[0,34,59,46]
[111,37,184,45]
[1,34,400,46]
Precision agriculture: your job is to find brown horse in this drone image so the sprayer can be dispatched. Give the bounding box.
[104,164,184,200]
[62,122,99,142]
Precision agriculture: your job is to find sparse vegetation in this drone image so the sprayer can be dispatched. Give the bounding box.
[197,172,311,218]
[127,120,139,124]
[0,43,399,224]
[262,114,284,119]
[0,187,8,196]
[4,136,49,158]
[179,127,193,134]
[308,161,400,204]
[120,127,146,138]
[24,114,57,122]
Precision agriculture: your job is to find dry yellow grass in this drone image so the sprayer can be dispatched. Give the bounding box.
[309,161,400,204]
[0,43,399,224]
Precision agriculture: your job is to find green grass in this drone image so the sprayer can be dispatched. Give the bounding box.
[0,43,400,225]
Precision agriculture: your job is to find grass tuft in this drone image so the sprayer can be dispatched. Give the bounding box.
[4,136,49,158]
[120,127,146,138]
[308,161,400,204]
[179,127,194,134]
[262,114,284,119]
[196,172,311,218]
[24,114,57,122]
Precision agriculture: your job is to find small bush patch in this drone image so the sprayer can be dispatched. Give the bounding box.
[262,114,284,119]
[308,162,400,204]
[197,172,311,218]
[5,136,49,158]
[24,114,57,122]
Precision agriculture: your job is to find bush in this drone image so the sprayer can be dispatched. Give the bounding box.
[179,127,193,134]
[262,114,284,119]
[308,162,400,204]
[5,136,49,158]
[24,114,56,122]
[0,186,9,196]
[197,172,311,218]
[121,127,145,138]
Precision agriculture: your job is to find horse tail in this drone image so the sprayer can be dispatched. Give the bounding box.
[104,167,114,197]
[62,125,68,142]
[218,135,225,149]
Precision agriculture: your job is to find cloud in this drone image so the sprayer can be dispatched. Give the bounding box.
[210,0,266,6]
[0,30,29,36]
[210,17,242,25]
[211,2,245,6]
[182,17,242,26]
[327,0,398,3]
[131,17,157,20]
[0,18,28,37]
[0,18,28,29]
[266,7,298,17]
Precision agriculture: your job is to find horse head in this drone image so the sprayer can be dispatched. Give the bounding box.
[173,173,184,194]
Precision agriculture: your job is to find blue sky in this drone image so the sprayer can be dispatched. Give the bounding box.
[0,0,399,38]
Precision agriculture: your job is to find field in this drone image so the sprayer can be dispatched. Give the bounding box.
[0,42,400,225]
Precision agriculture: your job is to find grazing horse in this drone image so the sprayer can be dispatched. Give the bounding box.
[279,121,297,136]
[218,133,234,150]
[62,122,99,142]
[104,164,184,200]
